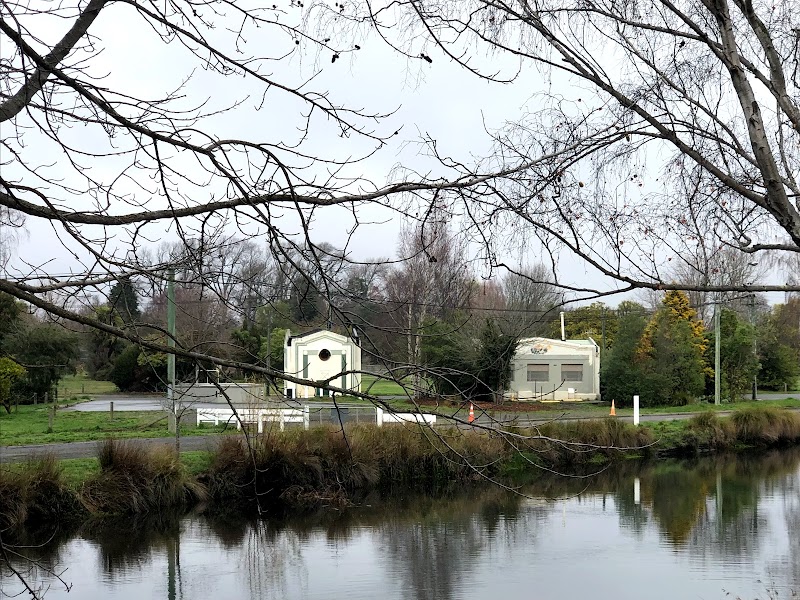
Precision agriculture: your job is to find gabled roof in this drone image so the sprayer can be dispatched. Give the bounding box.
[290,328,326,339]
[287,328,352,344]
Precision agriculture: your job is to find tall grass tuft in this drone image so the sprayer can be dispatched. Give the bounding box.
[525,418,655,466]
[80,439,207,515]
[0,455,83,530]
[730,407,800,445]
[203,425,511,510]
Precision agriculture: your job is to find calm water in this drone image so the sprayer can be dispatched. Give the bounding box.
[4,450,800,600]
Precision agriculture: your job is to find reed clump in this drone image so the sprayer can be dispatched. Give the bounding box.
[80,439,207,515]
[203,425,511,509]
[730,407,800,445]
[523,418,656,466]
[0,455,83,530]
[651,407,800,455]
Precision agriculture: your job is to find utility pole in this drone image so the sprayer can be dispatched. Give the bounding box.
[750,294,757,401]
[714,301,721,406]
[167,270,177,435]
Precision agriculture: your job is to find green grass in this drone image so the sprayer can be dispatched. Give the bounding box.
[605,397,800,415]
[0,404,229,446]
[181,450,214,476]
[481,396,800,422]
[360,374,412,396]
[2,452,213,490]
[58,374,118,397]
[57,458,101,487]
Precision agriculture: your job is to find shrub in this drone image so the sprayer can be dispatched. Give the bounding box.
[730,407,800,445]
[0,455,82,530]
[80,439,206,515]
[204,425,511,510]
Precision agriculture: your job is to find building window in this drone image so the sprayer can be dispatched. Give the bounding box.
[527,364,549,382]
[561,364,583,382]
[318,349,331,361]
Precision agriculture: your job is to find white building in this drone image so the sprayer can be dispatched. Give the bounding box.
[507,337,600,401]
[283,329,362,399]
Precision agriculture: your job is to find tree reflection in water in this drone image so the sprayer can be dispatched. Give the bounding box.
[3,449,800,597]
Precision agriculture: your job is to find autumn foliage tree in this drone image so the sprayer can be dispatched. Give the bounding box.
[634,292,709,405]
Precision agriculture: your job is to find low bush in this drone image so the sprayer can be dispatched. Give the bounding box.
[525,418,655,466]
[0,455,83,530]
[80,439,206,515]
[730,406,800,445]
[203,425,511,510]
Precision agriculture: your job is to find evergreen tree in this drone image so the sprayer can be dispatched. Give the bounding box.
[4,322,79,400]
[422,317,518,402]
[635,291,708,405]
[757,313,800,390]
[547,302,617,349]
[290,280,321,324]
[601,310,651,407]
[0,292,21,346]
[472,318,519,403]
[85,305,128,379]
[108,276,140,324]
[718,308,759,401]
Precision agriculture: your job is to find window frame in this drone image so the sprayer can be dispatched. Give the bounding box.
[526,363,549,382]
[560,363,584,382]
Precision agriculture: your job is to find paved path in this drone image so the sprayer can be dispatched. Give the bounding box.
[0,435,226,463]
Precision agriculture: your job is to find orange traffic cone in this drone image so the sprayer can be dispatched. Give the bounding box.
[468,403,475,424]
[609,399,616,416]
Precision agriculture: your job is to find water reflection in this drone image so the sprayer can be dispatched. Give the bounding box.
[3,449,799,599]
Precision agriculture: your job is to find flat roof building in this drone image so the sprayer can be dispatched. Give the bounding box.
[507,337,600,401]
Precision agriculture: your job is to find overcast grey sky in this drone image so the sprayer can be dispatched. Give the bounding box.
[3,0,791,306]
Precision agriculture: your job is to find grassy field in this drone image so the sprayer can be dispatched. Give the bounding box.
[57,374,118,397]
[360,374,413,396]
[4,375,799,447]
[597,396,800,415]
[0,451,216,488]
[0,403,230,446]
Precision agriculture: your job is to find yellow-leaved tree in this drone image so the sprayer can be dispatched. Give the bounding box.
[635,291,709,405]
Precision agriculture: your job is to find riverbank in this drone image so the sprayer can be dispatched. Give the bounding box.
[3,406,800,530]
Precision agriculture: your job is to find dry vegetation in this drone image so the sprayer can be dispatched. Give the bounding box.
[4,407,800,530]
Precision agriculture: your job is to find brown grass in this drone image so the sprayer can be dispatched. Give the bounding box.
[515,418,656,466]
[80,439,207,515]
[0,455,83,530]
[5,409,800,525]
[203,425,511,510]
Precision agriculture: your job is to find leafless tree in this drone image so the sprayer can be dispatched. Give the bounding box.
[314,0,800,299]
[383,213,474,393]
[3,0,800,396]
[501,264,562,335]
[3,0,800,591]
[662,246,764,321]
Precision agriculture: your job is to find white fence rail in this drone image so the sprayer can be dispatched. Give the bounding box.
[196,407,310,432]
[376,407,437,426]
[196,405,437,431]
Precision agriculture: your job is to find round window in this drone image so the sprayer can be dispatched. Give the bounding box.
[318,349,331,361]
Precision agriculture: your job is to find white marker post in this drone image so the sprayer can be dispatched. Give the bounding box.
[633,395,640,426]
[634,477,641,505]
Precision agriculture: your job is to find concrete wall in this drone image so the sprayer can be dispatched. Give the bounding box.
[172,383,267,405]
[508,338,600,401]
